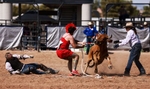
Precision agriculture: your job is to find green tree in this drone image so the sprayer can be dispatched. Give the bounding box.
[12,4,52,16]
[92,0,139,17]
[142,6,150,17]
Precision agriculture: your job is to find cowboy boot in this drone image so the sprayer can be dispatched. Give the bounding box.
[124,68,130,76]
[40,64,59,74]
[139,68,146,76]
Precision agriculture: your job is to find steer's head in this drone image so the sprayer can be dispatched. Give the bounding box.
[95,34,112,45]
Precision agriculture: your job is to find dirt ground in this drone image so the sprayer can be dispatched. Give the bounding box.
[0,49,150,89]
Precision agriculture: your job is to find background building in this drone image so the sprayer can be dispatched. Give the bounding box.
[0,0,94,26]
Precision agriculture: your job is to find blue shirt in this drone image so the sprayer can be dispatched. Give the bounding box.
[83,27,98,37]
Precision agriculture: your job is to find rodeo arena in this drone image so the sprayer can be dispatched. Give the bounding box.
[1,0,150,89]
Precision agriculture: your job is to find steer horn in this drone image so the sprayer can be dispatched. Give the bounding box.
[107,35,113,43]
[109,35,112,38]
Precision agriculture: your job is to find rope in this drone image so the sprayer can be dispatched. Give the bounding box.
[85,43,95,45]
[80,48,86,75]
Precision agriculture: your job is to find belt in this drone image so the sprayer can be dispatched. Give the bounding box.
[87,36,92,38]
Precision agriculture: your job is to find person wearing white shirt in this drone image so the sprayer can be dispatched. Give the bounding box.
[114,22,146,76]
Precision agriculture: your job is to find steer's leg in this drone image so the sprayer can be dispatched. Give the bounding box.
[107,56,112,69]
[94,59,98,73]
[95,64,98,73]
[84,59,91,74]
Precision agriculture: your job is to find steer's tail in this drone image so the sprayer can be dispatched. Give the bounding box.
[87,60,95,68]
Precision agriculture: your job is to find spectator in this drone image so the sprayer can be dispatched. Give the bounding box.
[99,24,105,34]
[83,21,98,55]
[5,52,59,75]
[22,22,30,49]
[143,22,149,28]
[118,6,129,27]
[30,22,42,50]
[142,22,150,52]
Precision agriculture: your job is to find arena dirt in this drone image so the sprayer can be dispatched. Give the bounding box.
[0,50,150,89]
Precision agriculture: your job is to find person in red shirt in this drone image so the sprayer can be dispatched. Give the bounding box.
[56,23,85,76]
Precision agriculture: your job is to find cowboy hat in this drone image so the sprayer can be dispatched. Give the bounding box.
[124,22,134,28]
[88,21,93,25]
[143,22,148,26]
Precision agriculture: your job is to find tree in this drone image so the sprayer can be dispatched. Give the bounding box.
[12,4,52,16]
[92,0,139,17]
[142,6,150,17]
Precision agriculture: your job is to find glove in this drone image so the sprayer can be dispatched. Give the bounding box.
[114,44,119,49]
[113,40,120,44]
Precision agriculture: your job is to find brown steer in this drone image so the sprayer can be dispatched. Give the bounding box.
[84,34,113,74]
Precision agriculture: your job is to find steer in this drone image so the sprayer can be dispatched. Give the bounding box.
[84,34,113,74]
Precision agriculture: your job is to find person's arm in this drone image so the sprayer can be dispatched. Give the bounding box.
[13,54,34,60]
[74,39,85,45]
[74,39,79,44]
[5,62,20,75]
[119,30,133,46]
[69,36,84,48]
[83,28,87,35]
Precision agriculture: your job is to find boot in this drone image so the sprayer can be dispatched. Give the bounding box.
[39,64,59,74]
[124,68,130,76]
[48,68,59,74]
[39,64,50,73]
[139,68,146,76]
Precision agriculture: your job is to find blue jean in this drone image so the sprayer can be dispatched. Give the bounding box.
[22,36,29,49]
[21,63,45,74]
[86,36,94,54]
[125,43,145,74]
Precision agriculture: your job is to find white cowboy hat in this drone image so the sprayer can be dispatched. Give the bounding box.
[143,22,147,25]
[88,21,93,25]
[124,22,134,28]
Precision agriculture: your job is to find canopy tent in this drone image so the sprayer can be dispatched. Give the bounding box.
[2,0,93,4]
[13,10,58,24]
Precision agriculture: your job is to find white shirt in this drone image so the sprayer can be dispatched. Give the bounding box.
[119,29,140,47]
[5,62,21,74]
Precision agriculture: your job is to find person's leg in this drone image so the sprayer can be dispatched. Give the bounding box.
[66,52,80,75]
[86,37,91,55]
[67,58,72,72]
[39,63,59,74]
[20,64,44,74]
[119,15,122,27]
[72,53,79,71]
[124,47,136,76]
[24,63,45,74]
[31,63,59,74]
[20,64,30,74]
[133,44,146,75]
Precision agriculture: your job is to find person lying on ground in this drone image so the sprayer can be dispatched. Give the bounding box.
[5,52,59,75]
